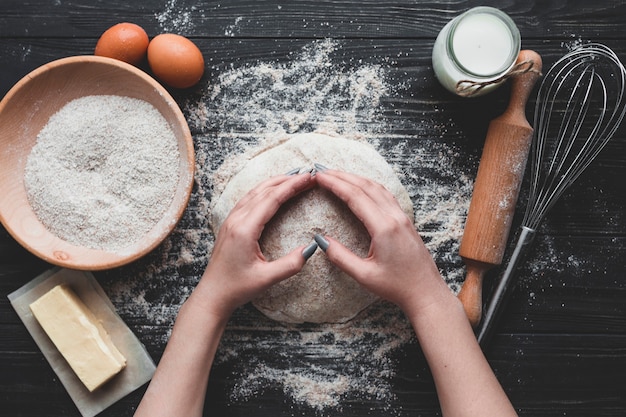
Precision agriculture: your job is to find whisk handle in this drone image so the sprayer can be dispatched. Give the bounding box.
[477,226,537,348]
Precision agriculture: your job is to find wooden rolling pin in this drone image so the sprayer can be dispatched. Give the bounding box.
[458,50,542,328]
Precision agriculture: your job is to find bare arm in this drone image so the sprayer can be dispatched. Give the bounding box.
[314,167,517,417]
[134,171,317,417]
[132,289,227,417]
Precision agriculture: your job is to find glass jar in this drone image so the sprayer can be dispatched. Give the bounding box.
[432,7,521,97]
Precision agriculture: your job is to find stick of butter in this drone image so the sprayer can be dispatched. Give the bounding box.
[29,284,127,392]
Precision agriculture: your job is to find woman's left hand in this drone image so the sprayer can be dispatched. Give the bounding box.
[196,170,316,318]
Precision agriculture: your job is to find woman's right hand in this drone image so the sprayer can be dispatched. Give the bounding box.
[315,167,518,417]
[314,168,452,317]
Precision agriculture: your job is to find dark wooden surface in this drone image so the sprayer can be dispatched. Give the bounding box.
[1,1,625,416]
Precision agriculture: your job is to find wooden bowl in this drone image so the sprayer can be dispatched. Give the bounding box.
[0,56,195,270]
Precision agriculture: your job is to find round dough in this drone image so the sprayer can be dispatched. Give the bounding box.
[210,133,413,323]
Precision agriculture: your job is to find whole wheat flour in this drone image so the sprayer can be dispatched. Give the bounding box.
[24,95,180,251]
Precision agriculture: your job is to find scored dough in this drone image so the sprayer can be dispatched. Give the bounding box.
[210,133,414,323]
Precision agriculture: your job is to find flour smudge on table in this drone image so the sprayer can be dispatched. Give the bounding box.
[101,40,474,412]
[154,0,195,33]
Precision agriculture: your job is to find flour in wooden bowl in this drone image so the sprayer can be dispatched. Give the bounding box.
[24,95,180,252]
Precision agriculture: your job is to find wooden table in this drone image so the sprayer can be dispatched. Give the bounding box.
[1,1,625,416]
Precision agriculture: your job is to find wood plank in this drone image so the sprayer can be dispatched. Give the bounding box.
[2,0,626,39]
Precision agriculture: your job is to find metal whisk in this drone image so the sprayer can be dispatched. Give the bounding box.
[477,43,626,346]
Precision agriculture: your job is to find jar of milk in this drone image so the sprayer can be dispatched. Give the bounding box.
[432,7,521,97]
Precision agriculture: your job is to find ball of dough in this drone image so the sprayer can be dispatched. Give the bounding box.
[210,133,413,323]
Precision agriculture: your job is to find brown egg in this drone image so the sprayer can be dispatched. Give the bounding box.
[147,34,205,89]
[94,22,149,66]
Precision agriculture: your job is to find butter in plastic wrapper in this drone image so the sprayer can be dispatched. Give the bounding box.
[8,267,156,417]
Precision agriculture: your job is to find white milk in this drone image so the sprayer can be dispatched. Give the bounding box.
[432,7,520,97]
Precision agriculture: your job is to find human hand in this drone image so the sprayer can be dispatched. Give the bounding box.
[315,168,519,417]
[196,171,317,318]
[314,167,450,317]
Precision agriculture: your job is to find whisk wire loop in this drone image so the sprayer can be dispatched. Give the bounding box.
[521,43,626,230]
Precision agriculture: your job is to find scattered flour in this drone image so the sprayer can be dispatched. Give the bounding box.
[562,36,585,52]
[187,39,390,139]
[225,16,244,37]
[155,0,196,33]
[102,39,475,412]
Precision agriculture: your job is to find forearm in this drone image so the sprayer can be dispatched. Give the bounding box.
[407,290,517,417]
[134,287,228,417]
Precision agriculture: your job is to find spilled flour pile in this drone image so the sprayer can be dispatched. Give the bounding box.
[187,40,390,139]
[102,39,475,413]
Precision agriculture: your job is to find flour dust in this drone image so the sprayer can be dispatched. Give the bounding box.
[101,39,474,413]
[154,0,195,33]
